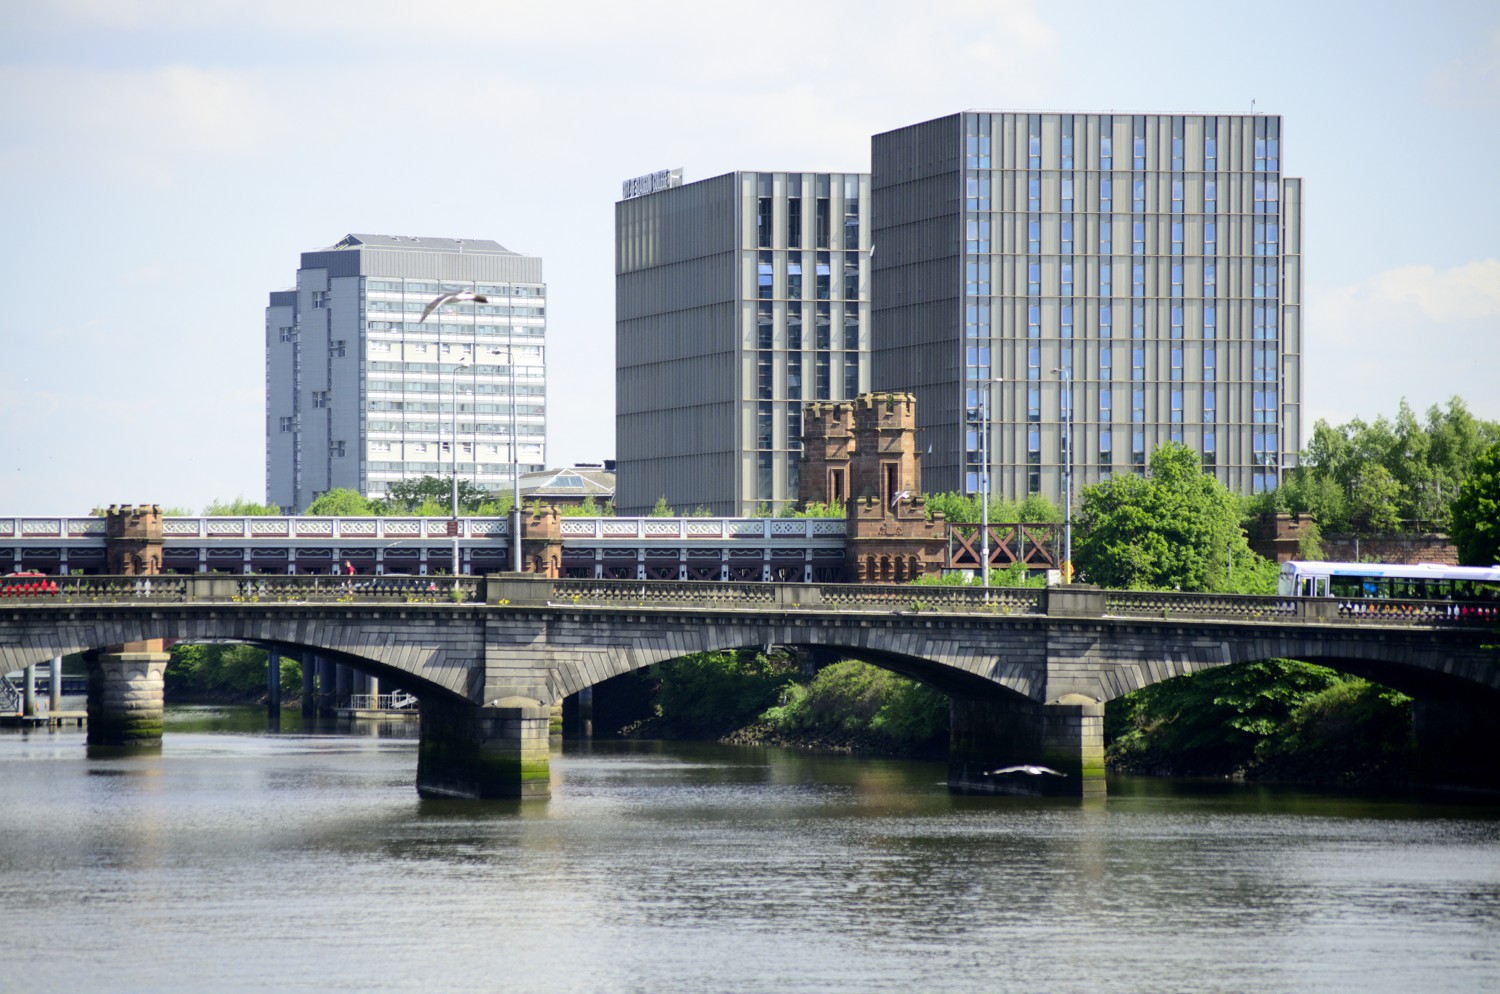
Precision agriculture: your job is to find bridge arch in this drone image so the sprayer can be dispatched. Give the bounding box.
[1,609,481,705]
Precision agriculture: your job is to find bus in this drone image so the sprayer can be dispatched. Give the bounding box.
[1277,560,1500,606]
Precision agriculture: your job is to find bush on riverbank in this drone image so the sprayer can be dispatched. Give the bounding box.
[602,653,948,756]
[646,650,801,739]
[747,660,949,756]
[1105,660,1414,783]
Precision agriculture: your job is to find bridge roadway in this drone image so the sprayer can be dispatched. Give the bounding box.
[3,575,1496,798]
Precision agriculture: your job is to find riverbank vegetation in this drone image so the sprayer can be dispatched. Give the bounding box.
[598,650,949,757]
[166,643,297,701]
[1105,660,1415,783]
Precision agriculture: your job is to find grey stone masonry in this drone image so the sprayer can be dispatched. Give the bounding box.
[3,574,1496,797]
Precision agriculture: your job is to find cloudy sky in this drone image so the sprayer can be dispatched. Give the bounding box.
[2,0,1496,514]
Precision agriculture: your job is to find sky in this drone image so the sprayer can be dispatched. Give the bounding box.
[1,0,1497,515]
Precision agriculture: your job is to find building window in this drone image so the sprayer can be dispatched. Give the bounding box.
[330,441,346,458]
[278,326,294,342]
[279,416,294,433]
[311,391,329,409]
[757,197,772,248]
[787,198,801,250]
[329,340,346,358]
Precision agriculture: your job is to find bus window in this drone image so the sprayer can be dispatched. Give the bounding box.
[1315,578,1327,597]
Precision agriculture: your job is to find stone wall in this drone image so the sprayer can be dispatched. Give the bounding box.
[1246,513,1458,565]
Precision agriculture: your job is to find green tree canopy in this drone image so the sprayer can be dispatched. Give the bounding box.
[377,476,491,515]
[922,492,1061,524]
[1265,397,1500,532]
[202,497,281,516]
[304,488,375,516]
[1075,443,1274,593]
[1450,441,1500,566]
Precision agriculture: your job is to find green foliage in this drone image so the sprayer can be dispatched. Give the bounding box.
[922,492,1061,524]
[1347,464,1402,533]
[475,493,516,517]
[910,562,1044,587]
[304,488,375,516]
[1450,441,1500,566]
[379,475,491,515]
[651,651,798,738]
[1295,518,1326,561]
[1106,659,1344,773]
[553,494,614,517]
[1254,679,1413,782]
[1075,442,1273,592]
[167,643,299,699]
[791,500,845,518]
[759,660,948,749]
[649,496,674,517]
[1270,397,1500,533]
[203,497,281,516]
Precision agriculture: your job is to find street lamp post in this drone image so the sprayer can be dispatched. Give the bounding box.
[1053,367,1073,583]
[421,288,525,576]
[449,354,470,577]
[973,379,1001,590]
[980,389,990,590]
[420,290,484,579]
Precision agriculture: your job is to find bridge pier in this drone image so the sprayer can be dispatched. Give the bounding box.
[416,698,551,800]
[86,647,169,748]
[948,694,1106,797]
[301,652,315,717]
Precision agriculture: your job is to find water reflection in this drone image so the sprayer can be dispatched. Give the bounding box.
[0,709,1497,993]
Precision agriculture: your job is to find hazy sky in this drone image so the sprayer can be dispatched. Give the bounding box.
[2,0,1496,514]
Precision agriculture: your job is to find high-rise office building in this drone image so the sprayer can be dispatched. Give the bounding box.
[266,233,546,513]
[871,112,1302,502]
[615,170,870,516]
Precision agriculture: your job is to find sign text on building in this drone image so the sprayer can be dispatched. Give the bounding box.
[621,168,683,200]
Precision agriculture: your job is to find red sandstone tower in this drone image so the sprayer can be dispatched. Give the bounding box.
[799,392,947,582]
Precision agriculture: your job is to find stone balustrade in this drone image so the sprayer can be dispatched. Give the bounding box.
[6,573,1493,631]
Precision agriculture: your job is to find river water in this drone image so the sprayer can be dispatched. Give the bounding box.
[2,706,1498,994]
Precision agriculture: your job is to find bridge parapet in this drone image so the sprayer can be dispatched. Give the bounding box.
[3,574,1495,630]
[17,573,484,605]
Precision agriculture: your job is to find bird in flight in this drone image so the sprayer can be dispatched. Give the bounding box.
[419,290,490,324]
[984,765,1065,777]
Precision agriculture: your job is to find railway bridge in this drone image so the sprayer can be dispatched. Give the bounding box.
[3,574,1496,798]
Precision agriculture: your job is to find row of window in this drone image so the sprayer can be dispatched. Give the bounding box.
[756,251,864,301]
[966,113,1281,174]
[365,280,544,297]
[756,197,860,250]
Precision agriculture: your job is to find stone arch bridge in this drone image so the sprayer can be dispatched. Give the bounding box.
[3,575,1495,798]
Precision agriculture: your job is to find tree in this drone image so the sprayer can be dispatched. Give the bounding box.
[1450,441,1500,566]
[1074,442,1273,592]
[304,488,375,516]
[1282,397,1499,533]
[1346,464,1402,533]
[203,497,281,516]
[378,476,490,515]
[649,496,674,517]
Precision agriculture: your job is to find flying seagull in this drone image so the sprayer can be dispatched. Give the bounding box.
[984,765,1065,777]
[419,289,490,324]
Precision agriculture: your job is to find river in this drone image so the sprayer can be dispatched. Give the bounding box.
[2,706,1498,993]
